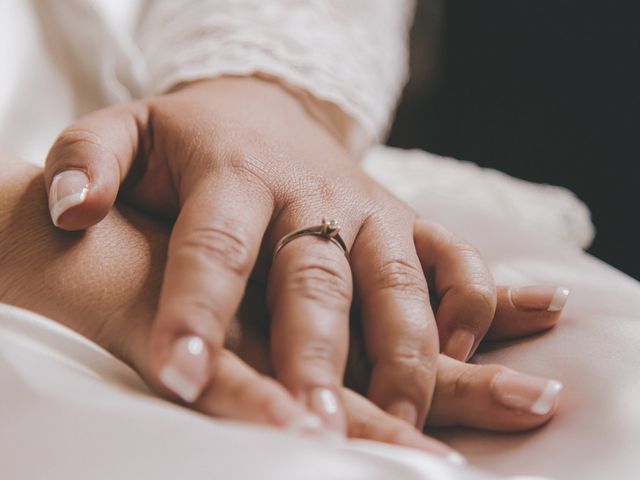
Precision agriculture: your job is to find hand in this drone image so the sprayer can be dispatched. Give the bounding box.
[0,160,563,463]
[43,77,569,432]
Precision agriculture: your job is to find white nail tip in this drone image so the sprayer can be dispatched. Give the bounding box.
[547,287,570,312]
[313,388,339,415]
[186,336,204,355]
[530,380,563,415]
[159,364,200,403]
[447,451,468,466]
[50,188,88,226]
[286,413,324,434]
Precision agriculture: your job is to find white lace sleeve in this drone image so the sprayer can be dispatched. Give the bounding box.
[136,0,415,144]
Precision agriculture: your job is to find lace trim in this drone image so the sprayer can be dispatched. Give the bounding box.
[137,0,415,143]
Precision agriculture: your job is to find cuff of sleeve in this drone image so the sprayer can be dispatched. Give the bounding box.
[138,1,414,146]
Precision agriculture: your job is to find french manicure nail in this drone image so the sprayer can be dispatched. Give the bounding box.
[445,329,476,361]
[49,170,90,226]
[308,387,346,434]
[510,286,570,312]
[159,335,209,403]
[386,399,419,427]
[268,399,325,434]
[284,413,325,435]
[491,370,563,415]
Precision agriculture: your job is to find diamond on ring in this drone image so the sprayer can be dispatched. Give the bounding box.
[273,217,349,259]
[321,217,341,238]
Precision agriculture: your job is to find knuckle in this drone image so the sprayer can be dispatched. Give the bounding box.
[451,366,477,399]
[177,222,253,277]
[286,260,352,309]
[449,365,509,399]
[163,295,226,344]
[298,338,338,364]
[384,347,437,393]
[226,149,273,193]
[55,128,104,150]
[454,243,484,266]
[49,128,111,165]
[444,241,494,283]
[295,339,343,380]
[451,363,503,399]
[461,281,497,300]
[374,258,429,299]
[435,225,472,250]
[469,282,498,309]
[454,282,498,320]
[438,230,484,262]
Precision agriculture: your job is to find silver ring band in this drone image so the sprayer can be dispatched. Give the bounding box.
[273,217,349,259]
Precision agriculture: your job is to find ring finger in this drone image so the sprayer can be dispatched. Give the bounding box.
[267,214,357,434]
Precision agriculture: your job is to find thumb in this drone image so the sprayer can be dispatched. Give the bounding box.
[44,102,148,230]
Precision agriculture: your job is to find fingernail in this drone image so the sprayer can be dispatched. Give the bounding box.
[268,399,325,435]
[491,370,563,415]
[394,429,467,466]
[285,413,324,434]
[308,387,346,434]
[49,170,90,226]
[510,286,571,312]
[386,399,419,427]
[159,335,209,403]
[286,413,343,444]
[445,329,476,361]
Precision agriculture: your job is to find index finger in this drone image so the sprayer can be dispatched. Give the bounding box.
[150,174,273,403]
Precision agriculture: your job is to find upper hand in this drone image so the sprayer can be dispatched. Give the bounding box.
[43,77,569,432]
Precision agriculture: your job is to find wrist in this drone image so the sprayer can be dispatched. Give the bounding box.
[167,75,367,157]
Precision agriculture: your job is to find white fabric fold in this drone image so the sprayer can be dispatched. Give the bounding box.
[0,302,501,480]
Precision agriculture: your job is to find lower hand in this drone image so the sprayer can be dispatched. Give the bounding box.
[0,160,564,463]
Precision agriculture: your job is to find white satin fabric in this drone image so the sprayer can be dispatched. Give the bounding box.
[0,303,499,480]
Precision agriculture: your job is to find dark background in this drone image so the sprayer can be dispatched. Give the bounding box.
[388,1,640,279]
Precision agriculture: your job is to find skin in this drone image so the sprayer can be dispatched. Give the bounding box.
[0,157,561,459]
[43,76,507,431]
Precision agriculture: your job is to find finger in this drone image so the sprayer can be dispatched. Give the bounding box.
[414,219,497,361]
[427,355,563,431]
[192,350,325,432]
[150,174,273,404]
[267,216,353,434]
[44,102,149,230]
[351,212,439,429]
[484,285,570,341]
[342,389,467,465]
